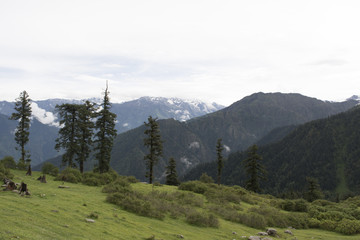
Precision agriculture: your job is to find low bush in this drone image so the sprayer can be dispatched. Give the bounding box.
[185,211,219,228]
[319,219,337,231]
[106,191,165,220]
[237,212,267,229]
[102,178,131,193]
[0,156,17,169]
[199,173,214,183]
[0,163,14,180]
[281,200,295,211]
[54,167,82,183]
[308,218,321,228]
[41,162,59,176]
[82,177,101,186]
[178,181,209,194]
[335,219,360,235]
[280,199,308,212]
[294,199,309,212]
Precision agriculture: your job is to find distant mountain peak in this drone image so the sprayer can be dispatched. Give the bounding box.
[347,95,360,101]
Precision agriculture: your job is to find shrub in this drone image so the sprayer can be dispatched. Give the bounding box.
[281,200,295,211]
[82,177,101,186]
[107,192,165,220]
[199,173,214,183]
[294,199,309,212]
[0,156,17,169]
[335,219,360,235]
[312,199,334,207]
[238,212,266,229]
[83,169,119,186]
[16,161,27,170]
[41,162,59,176]
[319,220,337,231]
[186,211,219,228]
[121,175,139,183]
[153,181,162,187]
[54,167,82,183]
[308,218,321,228]
[178,181,208,194]
[102,178,131,193]
[0,163,14,180]
[204,186,242,204]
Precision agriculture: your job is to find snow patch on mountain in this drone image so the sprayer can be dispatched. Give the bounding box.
[31,102,59,127]
[189,142,200,149]
[224,145,231,152]
[180,157,192,169]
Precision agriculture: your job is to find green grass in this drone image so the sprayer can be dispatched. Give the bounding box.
[1,170,360,240]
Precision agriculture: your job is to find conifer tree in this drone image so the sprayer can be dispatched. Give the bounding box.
[76,101,96,173]
[243,144,266,193]
[143,116,163,184]
[55,103,80,168]
[10,90,32,174]
[305,177,324,202]
[165,157,179,186]
[94,84,117,173]
[216,138,224,185]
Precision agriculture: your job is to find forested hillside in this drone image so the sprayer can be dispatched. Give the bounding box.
[185,106,360,199]
[107,93,358,181]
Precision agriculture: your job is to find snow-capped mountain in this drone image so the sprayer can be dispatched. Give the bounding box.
[0,97,224,133]
[347,95,360,102]
[110,97,224,132]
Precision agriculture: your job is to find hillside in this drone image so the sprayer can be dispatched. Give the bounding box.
[185,105,360,199]
[1,170,360,239]
[0,113,59,165]
[108,92,358,181]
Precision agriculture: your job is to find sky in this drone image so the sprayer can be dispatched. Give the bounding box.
[1,0,360,106]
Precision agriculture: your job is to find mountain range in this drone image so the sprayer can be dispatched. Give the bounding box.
[97,92,359,182]
[0,97,223,165]
[4,92,360,196]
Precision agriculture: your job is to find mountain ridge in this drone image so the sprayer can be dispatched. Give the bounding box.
[103,92,359,182]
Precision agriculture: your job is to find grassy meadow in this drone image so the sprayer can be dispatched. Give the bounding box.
[1,170,360,240]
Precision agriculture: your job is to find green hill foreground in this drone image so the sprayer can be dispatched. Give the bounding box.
[1,170,360,240]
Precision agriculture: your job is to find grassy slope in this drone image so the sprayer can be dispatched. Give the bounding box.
[0,170,359,240]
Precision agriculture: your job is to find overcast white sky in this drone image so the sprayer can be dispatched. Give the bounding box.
[1,0,360,106]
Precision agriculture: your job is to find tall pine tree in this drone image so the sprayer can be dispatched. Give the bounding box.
[143,116,163,184]
[216,138,224,185]
[55,104,80,168]
[10,90,32,175]
[94,84,117,173]
[76,101,96,173]
[243,144,266,193]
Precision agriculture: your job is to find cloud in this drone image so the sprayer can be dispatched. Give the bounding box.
[31,102,59,127]
[308,59,348,67]
[1,1,360,105]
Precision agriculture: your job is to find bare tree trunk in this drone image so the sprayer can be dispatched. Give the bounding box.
[26,165,32,176]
